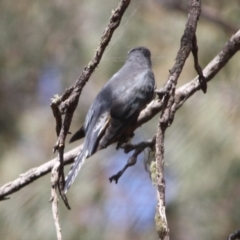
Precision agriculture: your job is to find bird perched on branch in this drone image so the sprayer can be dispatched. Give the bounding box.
[64,47,155,193]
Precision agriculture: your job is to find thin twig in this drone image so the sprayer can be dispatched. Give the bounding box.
[50,161,62,240]
[154,0,202,239]
[192,34,207,93]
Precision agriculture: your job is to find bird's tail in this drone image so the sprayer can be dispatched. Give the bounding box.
[64,149,89,193]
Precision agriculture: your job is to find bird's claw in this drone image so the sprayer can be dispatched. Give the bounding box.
[109,173,121,184]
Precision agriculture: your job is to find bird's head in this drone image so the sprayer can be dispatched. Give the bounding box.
[127,47,152,67]
[128,46,151,59]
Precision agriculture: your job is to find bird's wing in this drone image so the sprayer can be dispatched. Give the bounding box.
[99,69,155,147]
[112,70,154,117]
[84,108,111,155]
[64,110,110,193]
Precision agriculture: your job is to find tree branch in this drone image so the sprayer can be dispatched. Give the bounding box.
[137,29,240,127]
[154,0,202,239]
[0,146,81,200]
[50,161,62,240]
[0,29,239,201]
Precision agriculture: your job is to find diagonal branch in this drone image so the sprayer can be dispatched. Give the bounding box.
[174,29,240,109]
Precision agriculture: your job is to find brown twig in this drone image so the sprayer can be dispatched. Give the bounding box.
[0,29,239,201]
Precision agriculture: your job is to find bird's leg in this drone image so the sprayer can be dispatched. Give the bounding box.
[110,136,156,183]
[116,132,134,149]
[109,155,137,184]
[122,136,156,153]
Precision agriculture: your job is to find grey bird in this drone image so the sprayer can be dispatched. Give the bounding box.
[64,46,155,193]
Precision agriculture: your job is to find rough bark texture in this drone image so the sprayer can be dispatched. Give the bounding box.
[154,1,203,239]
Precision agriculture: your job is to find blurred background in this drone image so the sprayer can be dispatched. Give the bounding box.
[0,0,240,239]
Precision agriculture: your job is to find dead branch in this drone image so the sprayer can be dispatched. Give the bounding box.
[154,0,202,239]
